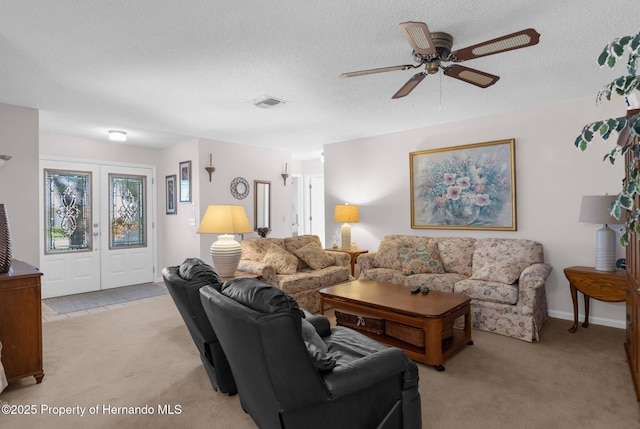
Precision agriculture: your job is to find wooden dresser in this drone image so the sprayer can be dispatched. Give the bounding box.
[624,108,640,402]
[0,259,44,384]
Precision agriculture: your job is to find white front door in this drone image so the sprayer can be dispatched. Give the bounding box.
[99,165,154,289]
[40,160,101,298]
[40,160,155,298]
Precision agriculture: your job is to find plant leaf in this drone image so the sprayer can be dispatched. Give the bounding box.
[620,194,634,210]
[598,49,609,66]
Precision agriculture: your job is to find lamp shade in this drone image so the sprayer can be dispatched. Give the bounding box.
[197,205,252,234]
[334,204,359,223]
[578,195,618,225]
[196,205,252,277]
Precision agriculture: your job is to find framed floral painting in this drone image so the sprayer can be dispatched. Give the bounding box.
[410,139,516,230]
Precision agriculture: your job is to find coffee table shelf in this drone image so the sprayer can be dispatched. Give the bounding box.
[320,280,472,371]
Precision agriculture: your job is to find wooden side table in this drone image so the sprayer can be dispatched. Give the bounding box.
[326,248,368,277]
[563,266,627,333]
[0,260,44,384]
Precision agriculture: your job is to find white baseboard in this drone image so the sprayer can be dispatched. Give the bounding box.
[548,310,626,330]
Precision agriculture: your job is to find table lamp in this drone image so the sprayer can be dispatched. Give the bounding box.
[197,204,252,277]
[334,204,359,250]
[579,195,618,271]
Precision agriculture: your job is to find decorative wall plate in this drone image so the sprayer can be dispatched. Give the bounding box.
[231,177,250,199]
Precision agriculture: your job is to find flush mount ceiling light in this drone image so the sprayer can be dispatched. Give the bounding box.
[108,130,127,142]
[252,95,287,109]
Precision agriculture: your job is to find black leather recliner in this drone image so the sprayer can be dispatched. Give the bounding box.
[162,258,237,395]
[200,277,422,429]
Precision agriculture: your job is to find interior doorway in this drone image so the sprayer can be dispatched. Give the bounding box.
[39,159,156,298]
[291,174,325,246]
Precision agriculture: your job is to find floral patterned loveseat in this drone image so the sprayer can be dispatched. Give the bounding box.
[357,235,552,342]
[237,235,351,312]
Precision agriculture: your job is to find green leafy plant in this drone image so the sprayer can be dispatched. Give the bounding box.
[575,31,640,245]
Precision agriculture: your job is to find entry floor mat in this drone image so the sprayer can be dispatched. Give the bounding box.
[43,283,168,314]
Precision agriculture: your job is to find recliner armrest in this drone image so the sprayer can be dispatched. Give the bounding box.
[305,315,331,337]
[322,347,407,398]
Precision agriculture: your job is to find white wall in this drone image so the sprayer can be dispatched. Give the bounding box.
[0,103,39,266]
[324,97,628,328]
[38,132,293,278]
[195,138,292,263]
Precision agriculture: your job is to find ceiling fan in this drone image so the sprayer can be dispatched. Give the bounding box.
[340,22,540,99]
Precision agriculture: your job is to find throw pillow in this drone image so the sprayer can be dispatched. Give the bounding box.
[373,235,405,269]
[262,244,298,275]
[293,242,335,270]
[399,240,445,275]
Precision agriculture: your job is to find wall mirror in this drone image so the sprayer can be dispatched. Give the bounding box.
[254,180,271,237]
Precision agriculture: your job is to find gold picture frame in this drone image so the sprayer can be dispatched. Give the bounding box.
[410,139,516,230]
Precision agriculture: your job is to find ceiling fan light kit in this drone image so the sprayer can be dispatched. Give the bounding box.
[342,21,540,98]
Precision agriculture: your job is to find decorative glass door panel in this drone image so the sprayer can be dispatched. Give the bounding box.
[44,169,92,254]
[109,174,146,249]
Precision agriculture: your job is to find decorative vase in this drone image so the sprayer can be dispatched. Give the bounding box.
[0,204,12,274]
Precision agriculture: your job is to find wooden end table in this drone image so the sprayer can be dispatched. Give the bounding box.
[325,248,368,276]
[563,266,626,333]
[320,280,472,371]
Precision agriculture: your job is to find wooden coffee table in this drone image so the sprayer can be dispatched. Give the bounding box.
[320,279,472,371]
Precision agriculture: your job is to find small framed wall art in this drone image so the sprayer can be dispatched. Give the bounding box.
[179,160,191,203]
[410,139,516,230]
[166,175,177,215]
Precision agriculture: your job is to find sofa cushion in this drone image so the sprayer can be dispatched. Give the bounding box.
[293,242,335,270]
[470,238,543,284]
[241,238,286,262]
[405,273,468,293]
[373,235,406,269]
[263,243,298,275]
[360,267,409,286]
[436,237,476,276]
[399,240,445,275]
[454,279,519,305]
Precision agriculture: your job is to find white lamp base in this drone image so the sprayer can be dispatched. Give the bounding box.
[341,222,351,250]
[595,225,616,272]
[209,234,242,277]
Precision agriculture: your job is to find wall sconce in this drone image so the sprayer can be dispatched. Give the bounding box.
[0,155,12,167]
[108,130,127,142]
[205,153,216,182]
[281,162,289,186]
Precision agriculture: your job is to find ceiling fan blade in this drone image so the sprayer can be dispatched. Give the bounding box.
[443,65,500,88]
[392,72,427,99]
[451,28,540,61]
[399,21,436,56]
[340,64,417,78]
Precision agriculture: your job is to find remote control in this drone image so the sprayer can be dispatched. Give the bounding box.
[410,285,421,294]
[421,286,430,295]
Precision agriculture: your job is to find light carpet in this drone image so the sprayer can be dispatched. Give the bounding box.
[1,295,639,429]
[42,283,168,314]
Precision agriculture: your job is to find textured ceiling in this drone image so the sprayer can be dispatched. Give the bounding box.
[0,1,637,159]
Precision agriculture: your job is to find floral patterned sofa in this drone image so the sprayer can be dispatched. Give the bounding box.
[237,235,351,312]
[357,235,552,342]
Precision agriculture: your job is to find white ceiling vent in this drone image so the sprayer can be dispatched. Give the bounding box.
[253,95,287,109]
